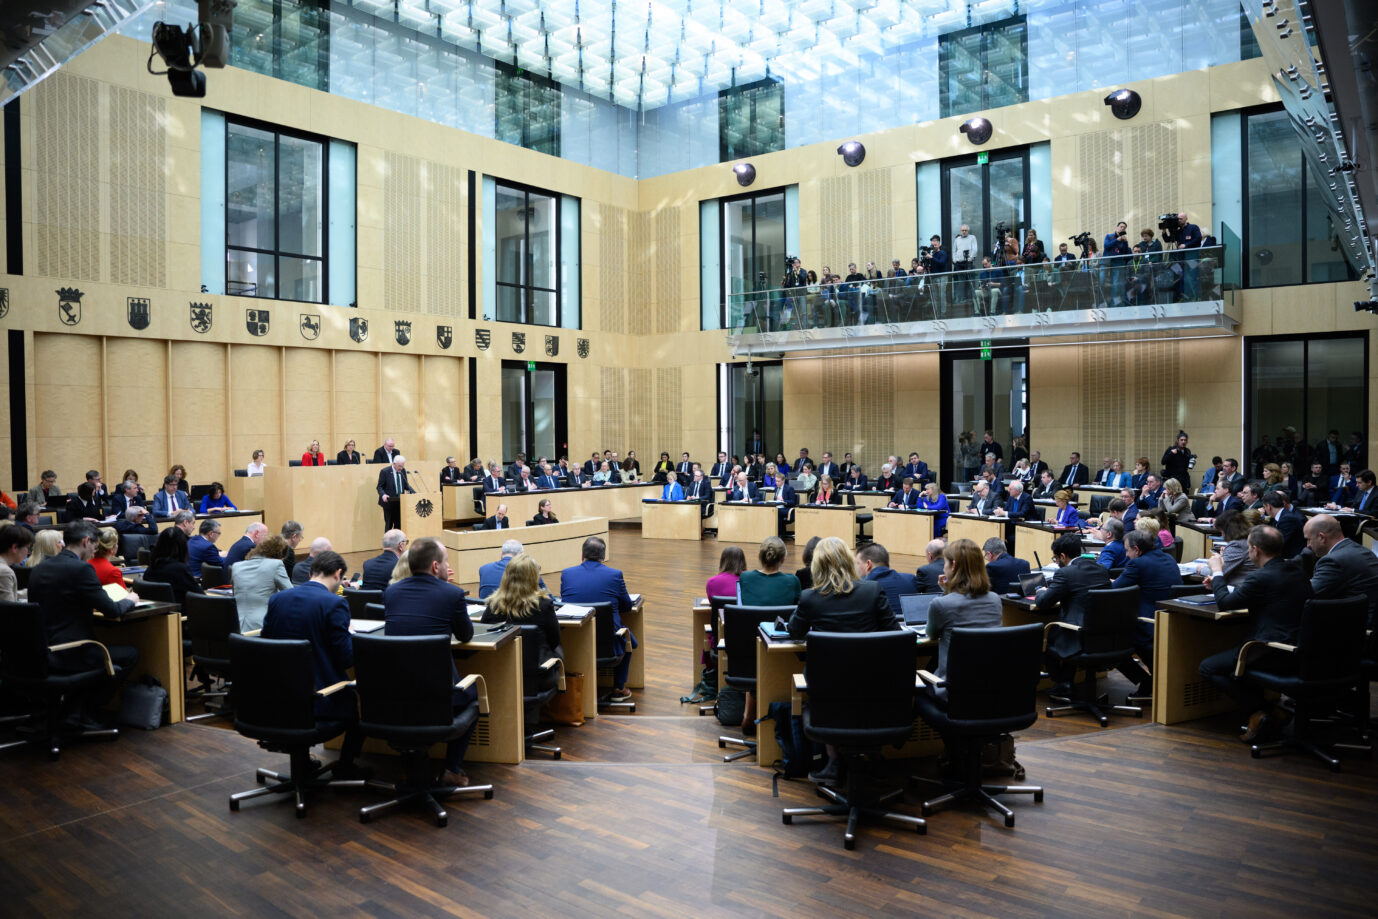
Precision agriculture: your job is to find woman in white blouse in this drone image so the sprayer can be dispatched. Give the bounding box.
[247,449,266,476]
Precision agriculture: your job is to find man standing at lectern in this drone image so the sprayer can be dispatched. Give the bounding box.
[377,454,414,532]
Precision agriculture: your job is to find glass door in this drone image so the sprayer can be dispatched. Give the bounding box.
[719,361,783,462]
[501,360,567,464]
[941,348,1029,485]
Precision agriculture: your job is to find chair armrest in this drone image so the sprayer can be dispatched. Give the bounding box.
[1266,642,1297,653]
[917,669,943,688]
[1234,639,1294,677]
[458,673,489,714]
[615,627,629,639]
[1137,616,1155,624]
[541,656,567,691]
[317,680,352,697]
[242,628,261,637]
[49,639,115,676]
[791,672,807,716]
[792,672,807,692]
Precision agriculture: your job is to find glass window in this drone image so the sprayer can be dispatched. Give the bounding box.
[720,362,783,460]
[226,119,328,302]
[1244,108,1357,287]
[939,16,1028,119]
[502,361,565,462]
[721,190,787,328]
[494,182,563,327]
[1246,335,1367,474]
[719,78,784,162]
[230,0,329,93]
[495,62,561,156]
[941,149,1029,265]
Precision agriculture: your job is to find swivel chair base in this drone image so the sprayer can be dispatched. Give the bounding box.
[1251,735,1346,772]
[526,726,561,759]
[718,734,756,763]
[915,774,1044,828]
[229,748,372,817]
[360,779,494,827]
[16,717,118,760]
[1045,675,1142,727]
[782,754,925,849]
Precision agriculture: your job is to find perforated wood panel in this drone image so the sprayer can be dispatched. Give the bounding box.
[627,211,652,335]
[383,152,421,312]
[818,175,853,272]
[1077,121,1180,236]
[857,169,894,268]
[1078,340,1182,467]
[820,354,894,469]
[108,86,168,288]
[654,208,681,334]
[1135,340,1182,451]
[600,366,627,451]
[1080,343,1121,461]
[627,367,653,463]
[599,203,627,334]
[34,74,101,282]
[425,163,464,316]
[653,366,683,454]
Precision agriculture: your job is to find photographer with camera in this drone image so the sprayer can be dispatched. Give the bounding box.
[1161,431,1195,491]
[926,235,950,318]
[780,256,807,330]
[1101,220,1131,308]
[973,256,1004,316]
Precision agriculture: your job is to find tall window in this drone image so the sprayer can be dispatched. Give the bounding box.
[941,347,1029,485]
[940,148,1029,263]
[231,0,330,93]
[226,119,327,302]
[1244,109,1356,287]
[720,189,786,328]
[501,360,566,463]
[1245,333,1367,474]
[719,78,784,162]
[939,16,1028,119]
[719,361,783,461]
[495,182,560,326]
[495,62,561,156]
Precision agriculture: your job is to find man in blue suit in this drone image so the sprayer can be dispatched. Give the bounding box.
[982,538,1030,593]
[224,522,267,572]
[560,536,636,701]
[360,529,406,591]
[902,453,929,484]
[535,463,561,490]
[857,543,918,612]
[152,475,191,517]
[726,471,760,503]
[1112,529,1182,693]
[262,551,369,778]
[478,539,547,599]
[994,479,1033,520]
[888,477,922,509]
[1135,473,1164,509]
[383,538,478,786]
[1092,517,1127,570]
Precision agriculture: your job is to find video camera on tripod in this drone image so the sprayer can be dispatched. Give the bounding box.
[1158,213,1181,244]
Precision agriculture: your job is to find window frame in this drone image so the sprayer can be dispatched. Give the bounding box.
[492,178,564,328]
[500,359,568,465]
[938,14,1028,119]
[718,77,785,163]
[717,185,790,329]
[224,114,331,304]
[937,147,1031,259]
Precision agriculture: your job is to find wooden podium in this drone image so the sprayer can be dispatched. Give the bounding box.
[400,489,443,542]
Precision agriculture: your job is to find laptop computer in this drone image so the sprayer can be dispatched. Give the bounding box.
[899,593,937,627]
[1017,571,1047,598]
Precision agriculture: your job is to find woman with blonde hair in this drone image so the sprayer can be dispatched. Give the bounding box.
[482,553,562,662]
[388,552,412,585]
[1159,477,1194,523]
[1052,489,1080,528]
[920,481,951,534]
[88,527,124,587]
[926,538,1002,681]
[27,529,64,568]
[813,474,841,505]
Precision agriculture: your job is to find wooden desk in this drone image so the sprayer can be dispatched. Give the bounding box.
[441,482,484,524]
[1012,522,1100,569]
[263,462,444,554]
[1300,507,1367,541]
[641,500,704,540]
[225,475,263,515]
[484,483,661,523]
[871,508,938,555]
[156,509,263,533]
[443,517,607,584]
[716,502,779,545]
[844,490,895,513]
[92,602,184,724]
[691,601,714,686]
[1175,522,1219,563]
[946,513,1009,550]
[754,625,941,768]
[793,505,857,546]
[596,598,646,690]
[1153,597,1249,725]
[467,602,599,723]
[714,486,776,504]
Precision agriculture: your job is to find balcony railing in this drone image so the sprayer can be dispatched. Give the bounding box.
[724,246,1232,352]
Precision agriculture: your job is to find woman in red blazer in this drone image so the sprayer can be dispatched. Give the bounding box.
[301,440,328,466]
[814,475,843,505]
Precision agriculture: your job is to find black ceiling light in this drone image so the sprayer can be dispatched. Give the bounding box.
[837,141,866,167]
[1104,88,1142,120]
[959,117,992,145]
[732,162,756,187]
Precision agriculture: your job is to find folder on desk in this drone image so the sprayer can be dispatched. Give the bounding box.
[349,619,386,633]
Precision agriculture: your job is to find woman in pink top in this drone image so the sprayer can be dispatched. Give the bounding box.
[706,546,747,600]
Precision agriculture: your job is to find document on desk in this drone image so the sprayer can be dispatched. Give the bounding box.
[349,619,385,633]
[629,593,643,606]
[557,604,592,620]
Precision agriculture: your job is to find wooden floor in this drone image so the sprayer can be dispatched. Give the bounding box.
[1,527,1374,918]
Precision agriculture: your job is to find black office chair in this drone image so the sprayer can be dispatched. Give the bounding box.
[364,602,386,621]
[718,604,794,762]
[1238,596,1368,771]
[694,595,736,716]
[227,634,367,816]
[342,588,384,621]
[0,600,122,759]
[591,601,635,713]
[518,624,564,759]
[781,630,925,849]
[183,592,240,723]
[128,579,175,603]
[200,563,227,589]
[118,533,157,564]
[472,486,485,516]
[855,509,874,542]
[352,633,494,826]
[13,565,31,591]
[913,623,1046,828]
[1044,585,1144,726]
[288,460,303,467]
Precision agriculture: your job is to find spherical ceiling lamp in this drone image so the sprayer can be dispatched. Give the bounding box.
[1104,89,1142,120]
[959,117,992,145]
[732,162,756,187]
[837,141,866,167]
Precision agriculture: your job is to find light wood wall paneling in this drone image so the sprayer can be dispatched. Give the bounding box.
[105,336,168,486]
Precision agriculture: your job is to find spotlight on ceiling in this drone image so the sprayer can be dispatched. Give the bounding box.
[1104,88,1142,120]
[959,117,992,145]
[732,162,756,187]
[837,141,866,167]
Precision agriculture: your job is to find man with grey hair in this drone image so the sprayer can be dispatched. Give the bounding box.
[280,519,304,569]
[377,454,413,531]
[994,479,1031,519]
[477,538,545,599]
[292,536,333,585]
[1093,515,1127,570]
[188,519,225,577]
[171,508,196,537]
[361,529,408,591]
[114,504,157,537]
[915,538,947,594]
[224,521,268,571]
[983,536,1030,592]
[111,480,144,518]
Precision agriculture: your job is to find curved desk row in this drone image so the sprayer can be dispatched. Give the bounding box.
[477,482,661,524]
[442,516,608,584]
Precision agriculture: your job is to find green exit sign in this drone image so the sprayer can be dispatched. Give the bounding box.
[527,360,536,371]
[977,151,989,165]
[980,338,992,360]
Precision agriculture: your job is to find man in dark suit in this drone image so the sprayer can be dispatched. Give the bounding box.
[377,455,414,531]
[263,551,368,778]
[513,466,538,492]
[914,539,947,594]
[685,467,715,520]
[1315,429,1343,475]
[994,479,1032,520]
[1199,526,1309,742]
[1347,469,1377,516]
[1059,452,1090,487]
[535,463,561,490]
[889,478,921,509]
[224,522,267,571]
[1135,473,1164,509]
[29,521,139,720]
[983,538,1030,593]
[382,538,477,786]
[857,543,919,613]
[1112,530,1182,691]
[439,456,464,485]
[1203,480,1242,520]
[1306,513,1378,629]
[1328,463,1356,506]
[1238,481,1265,512]
[1261,491,1304,558]
[114,505,158,538]
[110,480,145,518]
[902,453,929,483]
[477,538,547,599]
[709,452,731,482]
[482,462,508,494]
[360,530,407,591]
[566,468,591,488]
[1036,533,1112,695]
[1220,458,1244,492]
[560,536,637,700]
[676,453,693,485]
[966,481,1002,516]
[726,472,760,503]
[815,452,841,482]
[65,483,104,523]
[481,504,511,530]
[292,537,333,585]
[1031,470,1058,500]
[372,438,400,465]
[1026,451,1050,479]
